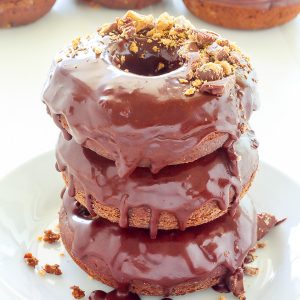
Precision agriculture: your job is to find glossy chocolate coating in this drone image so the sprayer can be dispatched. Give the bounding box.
[61,193,257,295]
[43,27,258,177]
[56,132,259,236]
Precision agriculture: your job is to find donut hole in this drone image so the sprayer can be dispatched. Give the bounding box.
[108,38,183,76]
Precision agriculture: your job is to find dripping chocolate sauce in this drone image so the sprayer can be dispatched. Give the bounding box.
[56,132,258,238]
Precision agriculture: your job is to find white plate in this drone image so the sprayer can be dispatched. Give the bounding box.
[0,153,299,300]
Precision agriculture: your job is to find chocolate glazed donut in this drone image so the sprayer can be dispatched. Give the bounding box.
[0,0,56,28]
[43,11,258,177]
[59,193,281,297]
[82,0,161,9]
[56,131,259,238]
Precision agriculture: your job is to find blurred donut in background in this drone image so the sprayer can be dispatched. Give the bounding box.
[183,0,300,29]
[81,0,161,9]
[0,0,56,28]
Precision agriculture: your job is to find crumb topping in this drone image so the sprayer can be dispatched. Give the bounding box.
[257,241,266,249]
[244,252,257,264]
[24,253,38,268]
[129,41,139,53]
[71,286,85,299]
[243,266,259,276]
[43,264,62,275]
[58,11,253,97]
[43,229,60,244]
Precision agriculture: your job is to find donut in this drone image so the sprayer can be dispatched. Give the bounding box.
[81,0,161,9]
[183,0,300,29]
[43,11,258,177]
[0,0,56,28]
[56,131,259,237]
[59,193,280,297]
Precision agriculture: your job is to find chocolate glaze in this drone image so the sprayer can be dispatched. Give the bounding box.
[61,193,258,296]
[56,132,258,237]
[43,27,258,177]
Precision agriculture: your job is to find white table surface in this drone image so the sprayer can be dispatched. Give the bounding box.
[0,0,300,184]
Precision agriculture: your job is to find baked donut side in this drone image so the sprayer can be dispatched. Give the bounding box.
[44,11,258,177]
[56,131,259,236]
[81,0,161,9]
[59,194,259,297]
[183,0,300,29]
[0,0,56,28]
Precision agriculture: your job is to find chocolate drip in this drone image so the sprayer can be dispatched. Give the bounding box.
[43,29,258,177]
[226,268,245,299]
[52,114,72,141]
[56,132,258,235]
[61,193,258,295]
[212,213,283,298]
[67,174,75,198]
[257,213,284,240]
[212,281,230,293]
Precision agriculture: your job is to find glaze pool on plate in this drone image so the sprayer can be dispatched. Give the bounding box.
[0,152,299,299]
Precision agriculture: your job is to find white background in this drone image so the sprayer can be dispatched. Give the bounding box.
[0,0,300,183]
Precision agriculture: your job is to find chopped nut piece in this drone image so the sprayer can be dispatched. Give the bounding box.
[239,294,246,300]
[122,11,154,32]
[244,252,257,264]
[93,47,102,56]
[190,30,217,47]
[196,62,224,81]
[56,57,62,63]
[178,78,188,84]
[192,79,202,88]
[152,46,159,52]
[24,253,38,267]
[37,236,43,241]
[157,62,165,71]
[72,37,81,50]
[129,42,138,53]
[44,264,62,275]
[43,230,60,244]
[71,286,85,299]
[184,87,196,96]
[219,296,227,300]
[120,55,126,64]
[98,23,117,35]
[147,38,153,43]
[38,269,46,276]
[244,266,259,276]
[217,60,232,76]
[156,12,174,31]
[216,38,230,47]
[257,241,266,249]
[59,253,65,257]
[239,123,248,134]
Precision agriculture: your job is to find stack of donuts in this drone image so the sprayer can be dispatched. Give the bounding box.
[43,11,279,299]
